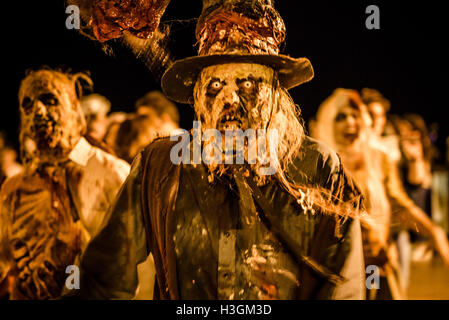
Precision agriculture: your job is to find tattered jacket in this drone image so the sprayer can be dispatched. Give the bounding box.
[72,136,365,300]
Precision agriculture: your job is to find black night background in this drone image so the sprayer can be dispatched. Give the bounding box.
[3,1,448,160]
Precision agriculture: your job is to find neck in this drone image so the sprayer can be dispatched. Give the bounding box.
[27,136,82,172]
[337,140,365,172]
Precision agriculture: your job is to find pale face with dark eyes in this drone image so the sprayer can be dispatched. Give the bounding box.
[194,63,276,132]
[333,105,362,146]
[18,71,86,164]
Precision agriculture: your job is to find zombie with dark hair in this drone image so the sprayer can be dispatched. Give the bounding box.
[68,0,366,300]
[361,88,391,138]
[114,113,160,164]
[0,69,130,299]
[134,90,181,139]
[135,91,179,124]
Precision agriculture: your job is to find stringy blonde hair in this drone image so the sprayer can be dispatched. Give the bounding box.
[193,76,363,221]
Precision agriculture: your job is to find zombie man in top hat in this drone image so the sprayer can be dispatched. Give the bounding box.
[68,0,366,300]
[0,69,130,299]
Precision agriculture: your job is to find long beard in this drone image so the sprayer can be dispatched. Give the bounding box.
[200,126,280,187]
[198,93,304,188]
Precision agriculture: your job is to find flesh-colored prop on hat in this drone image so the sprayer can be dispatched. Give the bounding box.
[67,0,174,82]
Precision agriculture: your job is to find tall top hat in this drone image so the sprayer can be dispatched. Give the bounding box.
[162,0,314,104]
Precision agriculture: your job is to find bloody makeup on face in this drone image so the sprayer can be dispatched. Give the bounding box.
[195,63,276,132]
[18,71,86,164]
[334,105,362,146]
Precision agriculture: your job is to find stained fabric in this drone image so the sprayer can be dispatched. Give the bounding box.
[174,164,301,299]
[0,138,130,299]
[67,135,365,300]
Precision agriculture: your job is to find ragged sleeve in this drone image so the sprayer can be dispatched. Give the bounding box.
[63,153,149,299]
[305,139,366,300]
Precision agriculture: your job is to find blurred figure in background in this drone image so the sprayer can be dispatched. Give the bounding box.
[361,88,402,164]
[361,89,415,291]
[390,114,434,215]
[388,114,432,292]
[103,111,129,149]
[362,88,389,137]
[114,113,160,164]
[0,132,23,185]
[0,69,130,299]
[0,147,23,184]
[135,90,180,136]
[111,91,182,164]
[312,88,449,300]
[80,93,117,155]
[80,93,111,142]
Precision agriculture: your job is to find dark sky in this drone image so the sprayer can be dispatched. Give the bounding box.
[3,1,448,158]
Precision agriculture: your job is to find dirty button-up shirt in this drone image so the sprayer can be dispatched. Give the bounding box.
[0,137,130,299]
[69,136,365,300]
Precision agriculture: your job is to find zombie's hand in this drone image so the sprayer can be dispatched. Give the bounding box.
[431,226,449,268]
[361,223,389,267]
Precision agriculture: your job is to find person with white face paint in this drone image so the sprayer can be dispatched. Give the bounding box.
[312,88,449,300]
[67,0,366,300]
[0,69,130,299]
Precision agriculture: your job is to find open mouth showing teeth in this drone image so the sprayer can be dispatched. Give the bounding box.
[343,133,358,140]
[33,117,58,140]
[220,115,242,126]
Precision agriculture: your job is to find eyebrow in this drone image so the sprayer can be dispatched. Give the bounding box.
[208,77,222,84]
[237,75,264,83]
